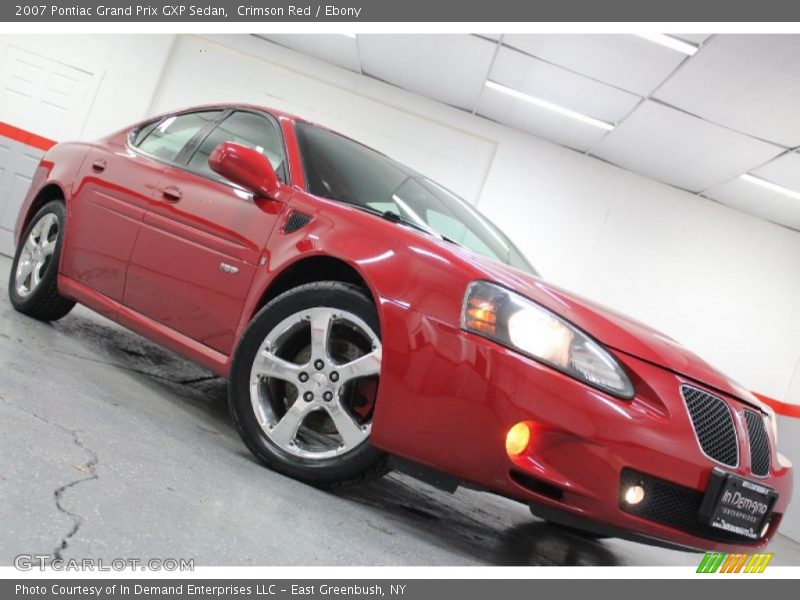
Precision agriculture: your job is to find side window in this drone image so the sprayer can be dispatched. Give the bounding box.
[131,120,159,146]
[136,111,222,162]
[187,111,286,182]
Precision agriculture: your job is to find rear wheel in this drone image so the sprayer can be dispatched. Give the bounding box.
[8,200,75,321]
[229,281,387,487]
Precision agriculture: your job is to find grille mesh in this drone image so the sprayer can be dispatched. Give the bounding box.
[744,410,771,477]
[620,469,763,544]
[283,212,312,233]
[681,385,738,467]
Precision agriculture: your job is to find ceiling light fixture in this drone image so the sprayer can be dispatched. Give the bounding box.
[740,173,800,201]
[339,33,357,38]
[634,33,699,56]
[484,80,615,131]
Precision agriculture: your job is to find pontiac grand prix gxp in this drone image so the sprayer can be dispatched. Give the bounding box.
[9,104,791,552]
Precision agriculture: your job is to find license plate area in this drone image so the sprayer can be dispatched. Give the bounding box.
[698,468,778,540]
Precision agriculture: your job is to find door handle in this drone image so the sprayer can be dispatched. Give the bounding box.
[91,159,107,172]
[161,185,182,202]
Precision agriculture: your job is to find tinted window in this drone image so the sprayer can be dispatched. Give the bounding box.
[296,122,536,274]
[187,111,286,182]
[137,111,221,162]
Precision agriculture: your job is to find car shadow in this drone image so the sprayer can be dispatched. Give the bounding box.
[333,473,620,566]
[50,309,620,566]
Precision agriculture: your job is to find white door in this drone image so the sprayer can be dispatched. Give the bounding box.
[0,45,98,256]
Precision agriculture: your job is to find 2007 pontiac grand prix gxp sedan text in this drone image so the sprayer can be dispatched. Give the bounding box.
[9,104,792,553]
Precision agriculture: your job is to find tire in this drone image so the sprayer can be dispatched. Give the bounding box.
[229,281,388,487]
[8,200,75,321]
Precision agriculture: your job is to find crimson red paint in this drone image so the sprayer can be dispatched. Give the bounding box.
[10,105,794,552]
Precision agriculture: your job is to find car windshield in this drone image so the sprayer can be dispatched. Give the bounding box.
[295,122,537,275]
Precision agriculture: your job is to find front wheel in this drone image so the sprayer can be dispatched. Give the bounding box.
[229,281,388,487]
[8,200,75,321]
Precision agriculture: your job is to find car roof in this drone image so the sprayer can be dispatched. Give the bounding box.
[177,102,307,124]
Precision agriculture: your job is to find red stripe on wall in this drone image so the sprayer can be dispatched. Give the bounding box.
[0,122,57,152]
[0,121,799,419]
[752,392,800,419]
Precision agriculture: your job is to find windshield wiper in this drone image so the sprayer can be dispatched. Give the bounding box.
[325,198,464,247]
[335,201,436,236]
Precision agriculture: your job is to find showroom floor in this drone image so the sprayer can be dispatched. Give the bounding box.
[1,255,799,567]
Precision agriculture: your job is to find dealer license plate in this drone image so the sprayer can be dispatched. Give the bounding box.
[699,469,778,540]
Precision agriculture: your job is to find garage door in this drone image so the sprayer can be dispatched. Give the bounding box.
[0,46,96,256]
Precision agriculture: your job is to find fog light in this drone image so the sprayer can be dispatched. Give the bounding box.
[624,485,645,505]
[506,422,531,457]
[761,521,770,539]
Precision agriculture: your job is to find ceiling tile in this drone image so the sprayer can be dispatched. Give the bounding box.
[654,34,800,147]
[752,151,800,190]
[358,34,496,111]
[257,34,361,72]
[705,176,800,232]
[503,34,687,96]
[591,101,782,192]
[476,83,609,152]
[671,33,712,45]
[488,47,641,123]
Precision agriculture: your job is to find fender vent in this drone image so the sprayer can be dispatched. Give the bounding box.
[282,211,312,233]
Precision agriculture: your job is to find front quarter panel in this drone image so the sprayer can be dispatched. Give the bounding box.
[14,142,94,246]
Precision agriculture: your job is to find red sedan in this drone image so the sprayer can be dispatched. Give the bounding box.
[9,104,792,553]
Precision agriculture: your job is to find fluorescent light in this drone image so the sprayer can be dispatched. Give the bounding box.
[484,80,615,131]
[740,173,800,201]
[339,33,357,39]
[635,33,698,56]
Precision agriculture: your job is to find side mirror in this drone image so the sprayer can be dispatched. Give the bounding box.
[208,141,280,199]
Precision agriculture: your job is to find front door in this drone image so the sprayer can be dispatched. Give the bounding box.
[61,109,224,304]
[124,109,290,354]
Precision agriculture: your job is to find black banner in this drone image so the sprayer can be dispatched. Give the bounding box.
[4,580,799,600]
[4,0,800,22]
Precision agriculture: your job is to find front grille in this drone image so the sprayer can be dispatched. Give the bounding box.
[744,410,771,477]
[680,385,738,467]
[620,469,763,544]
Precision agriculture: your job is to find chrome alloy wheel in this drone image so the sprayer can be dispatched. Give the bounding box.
[249,307,382,460]
[15,212,59,298]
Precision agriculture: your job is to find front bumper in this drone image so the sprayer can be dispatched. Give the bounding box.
[371,305,793,552]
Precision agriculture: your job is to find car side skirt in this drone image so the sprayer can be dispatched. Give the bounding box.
[57,275,231,377]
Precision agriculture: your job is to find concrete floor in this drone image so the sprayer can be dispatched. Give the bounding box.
[1,254,799,567]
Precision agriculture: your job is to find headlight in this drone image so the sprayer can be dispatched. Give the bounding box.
[462,281,635,399]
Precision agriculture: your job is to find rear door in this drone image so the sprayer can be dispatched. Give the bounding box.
[125,109,290,354]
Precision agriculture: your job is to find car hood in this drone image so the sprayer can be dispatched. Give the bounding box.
[452,247,764,410]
